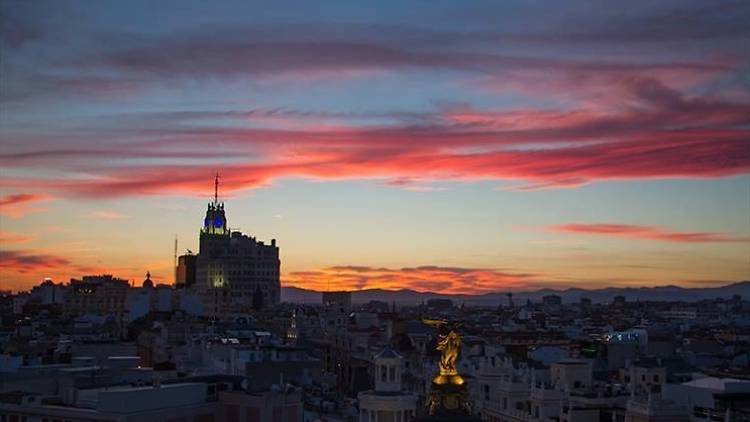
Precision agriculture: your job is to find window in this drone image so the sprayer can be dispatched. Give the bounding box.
[389,366,395,381]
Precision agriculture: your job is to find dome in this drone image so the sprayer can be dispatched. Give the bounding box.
[142,271,154,288]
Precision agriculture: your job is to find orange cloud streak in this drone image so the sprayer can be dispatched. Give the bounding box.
[0,231,35,244]
[0,248,152,291]
[0,193,50,218]
[548,223,750,243]
[284,265,537,295]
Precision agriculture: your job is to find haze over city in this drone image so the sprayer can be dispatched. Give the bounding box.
[1,0,749,293]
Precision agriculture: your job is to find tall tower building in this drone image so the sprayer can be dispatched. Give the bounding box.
[194,175,281,319]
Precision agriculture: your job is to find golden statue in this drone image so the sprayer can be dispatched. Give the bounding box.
[423,319,472,415]
[423,319,465,385]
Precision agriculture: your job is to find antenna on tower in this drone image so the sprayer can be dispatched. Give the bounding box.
[174,235,178,285]
[214,172,220,204]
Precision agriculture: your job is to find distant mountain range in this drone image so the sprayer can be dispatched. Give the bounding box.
[281,281,750,306]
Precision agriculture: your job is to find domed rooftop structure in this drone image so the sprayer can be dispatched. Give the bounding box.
[142,271,154,288]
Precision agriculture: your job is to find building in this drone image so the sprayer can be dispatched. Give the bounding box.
[29,279,66,305]
[541,295,562,307]
[550,359,592,391]
[662,377,750,422]
[479,357,630,422]
[176,252,197,288]
[231,345,321,388]
[426,299,453,310]
[323,291,352,312]
[126,281,203,322]
[221,386,303,422]
[662,307,698,321]
[64,275,130,318]
[194,176,281,318]
[0,373,303,422]
[624,395,688,422]
[358,348,417,422]
[0,382,218,422]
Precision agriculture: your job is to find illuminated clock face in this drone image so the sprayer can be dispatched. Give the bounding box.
[214,219,224,228]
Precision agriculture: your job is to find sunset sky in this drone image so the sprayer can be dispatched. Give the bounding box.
[1,0,749,293]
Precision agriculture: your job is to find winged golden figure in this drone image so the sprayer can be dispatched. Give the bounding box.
[423,319,464,383]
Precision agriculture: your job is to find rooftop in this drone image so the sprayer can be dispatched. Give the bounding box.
[683,377,750,392]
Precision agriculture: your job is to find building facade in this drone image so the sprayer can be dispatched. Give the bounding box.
[323,291,352,312]
[193,178,281,319]
[358,348,417,422]
[64,275,130,318]
[176,253,197,288]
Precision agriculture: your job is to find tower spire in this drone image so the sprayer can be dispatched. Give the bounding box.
[214,172,220,204]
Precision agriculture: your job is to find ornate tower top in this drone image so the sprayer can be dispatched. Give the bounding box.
[203,173,228,235]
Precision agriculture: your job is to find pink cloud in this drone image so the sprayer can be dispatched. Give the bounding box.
[548,223,750,243]
[0,193,50,218]
[2,127,747,198]
[1,73,748,198]
[0,249,72,273]
[91,210,129,220]
[0,248,142,291]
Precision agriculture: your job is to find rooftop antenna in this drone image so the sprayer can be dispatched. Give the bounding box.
[174,235,178,285]
[214,172,220,204]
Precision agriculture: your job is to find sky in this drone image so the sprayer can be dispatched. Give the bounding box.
[1,0,749,294]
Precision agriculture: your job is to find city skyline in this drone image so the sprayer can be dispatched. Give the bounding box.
[2,0,750,293]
